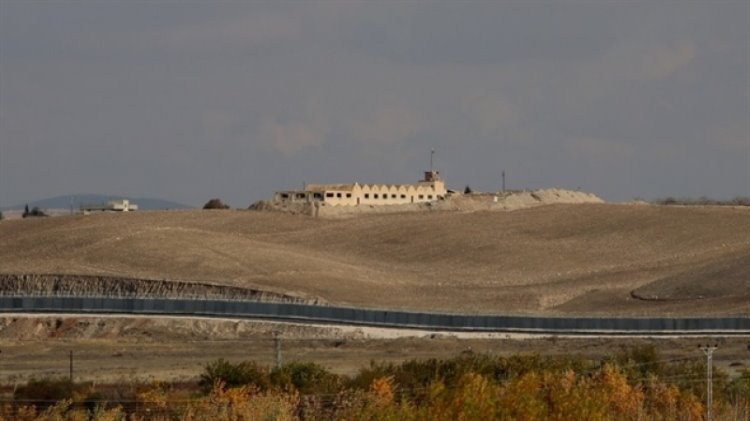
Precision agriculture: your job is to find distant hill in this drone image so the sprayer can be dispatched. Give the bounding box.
[1,204,749,316]
[2,194,192,211]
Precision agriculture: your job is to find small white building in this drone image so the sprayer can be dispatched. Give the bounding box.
[273,171,447,207]
[81,199,139,213]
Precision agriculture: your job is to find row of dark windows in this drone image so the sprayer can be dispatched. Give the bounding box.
[323,192,432,200]
[362,193,433,200]
[325,192,353,198]
[282,192,438,201]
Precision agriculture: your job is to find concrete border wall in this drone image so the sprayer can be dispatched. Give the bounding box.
[1,296,749,334]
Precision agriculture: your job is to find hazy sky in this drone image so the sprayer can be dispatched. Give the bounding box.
[1,1,748,207]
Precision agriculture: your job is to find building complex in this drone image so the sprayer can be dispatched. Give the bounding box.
[273,171,447,207]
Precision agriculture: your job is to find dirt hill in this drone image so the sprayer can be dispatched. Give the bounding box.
[0,204,748,316]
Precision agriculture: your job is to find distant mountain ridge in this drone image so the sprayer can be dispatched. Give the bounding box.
[2,194,192,211]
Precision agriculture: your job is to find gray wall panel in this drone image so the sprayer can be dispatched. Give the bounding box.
[1,296,749,334]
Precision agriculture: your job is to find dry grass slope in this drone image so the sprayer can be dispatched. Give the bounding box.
[0,204,748,316]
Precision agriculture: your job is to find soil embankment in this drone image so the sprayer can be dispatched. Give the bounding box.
[0,274,322,304]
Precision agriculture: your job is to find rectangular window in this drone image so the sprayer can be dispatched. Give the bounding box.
[418,194,424,199]
[383,195,387,200]
[391,194,397,199]
[280,193,289,199]
[374,194,379,199]
[400,194,406,199]
[364,194,369,199]
[346,193,352,198]
[296,193,305,199]
[428,195,433,199]
[336,193,342,198]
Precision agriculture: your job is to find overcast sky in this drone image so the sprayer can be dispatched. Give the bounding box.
[1,1,748,207]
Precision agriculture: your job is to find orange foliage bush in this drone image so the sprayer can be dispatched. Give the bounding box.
[7,353,747,420]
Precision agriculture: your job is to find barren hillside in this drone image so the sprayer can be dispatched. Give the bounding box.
[0,204,748,316]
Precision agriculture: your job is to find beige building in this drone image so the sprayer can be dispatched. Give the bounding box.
[273,171,447,206]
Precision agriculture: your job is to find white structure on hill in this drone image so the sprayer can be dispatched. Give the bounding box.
[81,199,139,213]
[274,171,447,206]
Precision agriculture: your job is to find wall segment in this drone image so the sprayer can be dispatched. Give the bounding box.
[2,296,749,334]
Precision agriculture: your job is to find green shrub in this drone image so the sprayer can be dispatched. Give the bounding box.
[726,369,750,407]
[203,198,230,209]
[14,378,89,410]
[22,205,47,218]
[611,344,664,381]
[662,358,730,403]
[271,361,343,394]
[199,359,270,392]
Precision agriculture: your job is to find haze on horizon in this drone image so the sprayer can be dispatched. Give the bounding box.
[0,1,748,208]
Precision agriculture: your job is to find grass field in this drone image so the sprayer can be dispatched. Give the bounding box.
[1,203,748,316]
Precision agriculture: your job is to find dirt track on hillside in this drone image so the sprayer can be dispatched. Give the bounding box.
[0,204,748,316]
